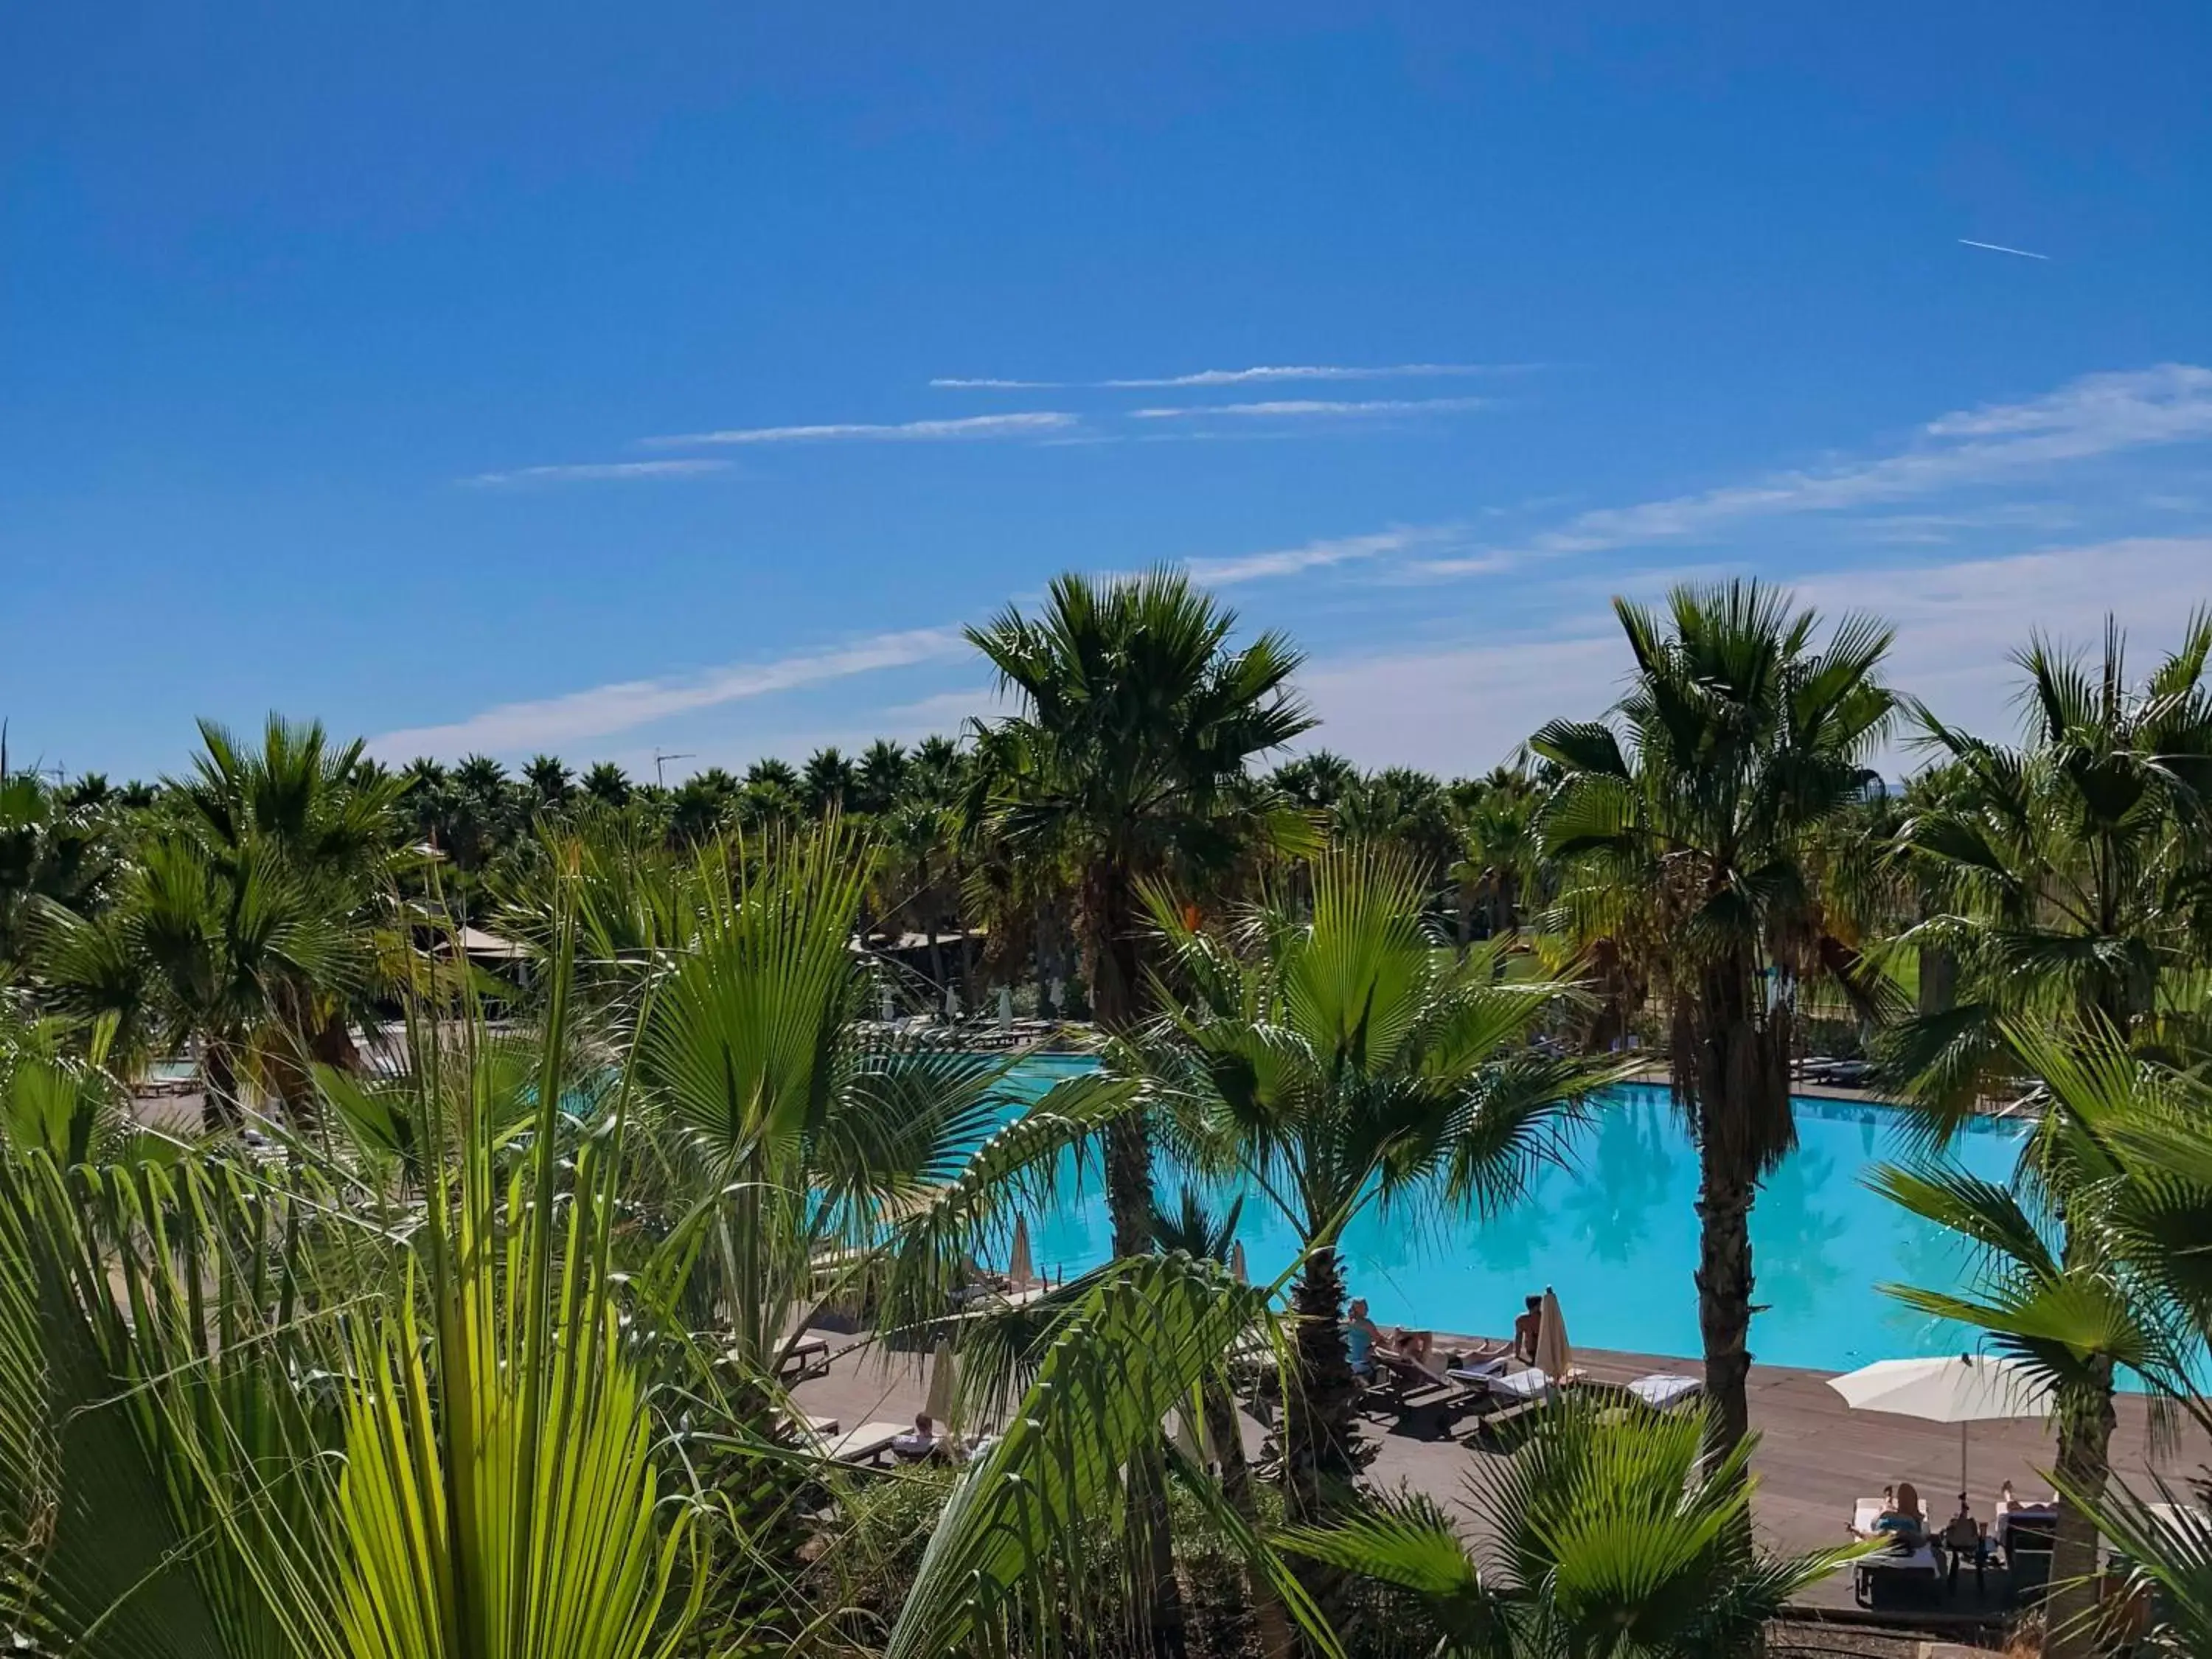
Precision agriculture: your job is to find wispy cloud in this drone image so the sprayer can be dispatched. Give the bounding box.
[1107,364,1499,389]
[643,411,1075,447]
[1130,396,1489,420]
[1296,535,2212,771]
[369,627,967,759]
[460,459,730,487]
[1417,364,2212,574]
[1959,238,2050,261]
[930,363,1507,390]
[1187,524,1463,585]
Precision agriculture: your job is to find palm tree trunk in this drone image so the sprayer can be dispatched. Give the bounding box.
[1082,862,1155,1258]
[925,926,950,1016]
[2042,1370,2118,1657]
[1283,1246,1362,1524]
[1077,860,1183,1656]
[1916,943,1957,1016]
[1205,1386,1293,1659]
[1694,1147,1757,1457]
[201,1039,240,1130]
[1033,907,1056,1018]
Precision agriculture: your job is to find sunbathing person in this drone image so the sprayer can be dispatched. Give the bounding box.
[1872,1481,1925,1541]
[1512,1294,1544,1363]
[891,1411,942,1464]
[1345,1300,1382,1379]
[1393,1326,1436,1366]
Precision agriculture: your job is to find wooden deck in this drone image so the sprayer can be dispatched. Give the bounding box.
[793,1330,2207,1622]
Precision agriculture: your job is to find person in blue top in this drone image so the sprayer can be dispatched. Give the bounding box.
[1346,1299,1382,1378]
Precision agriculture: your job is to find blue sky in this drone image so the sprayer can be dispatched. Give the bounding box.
[5,3,2210,782]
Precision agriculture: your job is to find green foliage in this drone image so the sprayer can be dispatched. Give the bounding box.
[1281,1400,1858,1659]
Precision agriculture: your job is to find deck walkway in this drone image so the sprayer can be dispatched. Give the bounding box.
[791,1329,2207,1621]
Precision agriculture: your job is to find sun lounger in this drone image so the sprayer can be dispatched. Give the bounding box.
[824,1420,909,1467]
[776,1331,837,1382]
[1854,1542,1942,1610]
[1360,1349,1454,1418]
[1996,1508,2057,1603]
[1445,1356,1512,1388]
[1484,1366,1557,1401]
[1624,1373,1701,1410]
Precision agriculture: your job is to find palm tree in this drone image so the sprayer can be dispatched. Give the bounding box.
[0,770,119,973]
[1531,580,1897,1459]
[1271,751,1359,813]
[1874,1027,2211,1659]
[967,567,1314,1258]
[173,717,401,1089]
[1891,611,2212,1104]
[40,832,364,1126]
[581,760,633,807]
[38,719,397,1124]
[667,768,738,846]
[1453,768,1540,946]
[522,753,574,811]
[1335,767,1462,895]
[1281,1398,1857,1658]
[855,739,911,815]
[1132,850,1610,1524]
[801,746,856,816]
[559,823,1132,1368]
[1885,619,2212,1657]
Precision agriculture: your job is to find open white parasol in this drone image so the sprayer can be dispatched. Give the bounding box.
[1826,1354,2051,1493]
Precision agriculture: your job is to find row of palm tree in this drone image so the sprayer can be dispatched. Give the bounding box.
[7,569,2212,1656]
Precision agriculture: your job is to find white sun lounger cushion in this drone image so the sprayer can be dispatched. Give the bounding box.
[1485,1367,1552,1399]
[1626,1374,1700,1408]
[1445,1357,1512,1385]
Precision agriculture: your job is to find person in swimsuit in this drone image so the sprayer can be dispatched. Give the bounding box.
[1346,1299,1381,1377]
[1512,1294,1544,1363]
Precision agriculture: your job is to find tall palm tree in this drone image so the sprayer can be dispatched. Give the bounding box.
[1874,1027,2211,1659]
[1885,618,2212,1657]
[1271,751,1359,814]
[39,719,397,1124]
[1453,768,1540,946]
[801,746,857,816]
[1891,611,2212,1104]
[967,567,1314,1258]
[1281,1398,1857,1658]
[40,832,364,1126]
[521,753,574,812]
[1531,580,1897,1459]
[855,739,911,816]
[0,771,119,973]
[175,717,401,1090]
[1133,851,1610,1524]
[581,760,633,807]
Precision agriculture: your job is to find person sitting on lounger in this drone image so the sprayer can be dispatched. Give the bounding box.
[891,1412,942,1463]
[1872,1482,1924,1542]
[1346,1300,1381,1379]
[1392,1326,1436,1366]
[1512,1294,1543,1363]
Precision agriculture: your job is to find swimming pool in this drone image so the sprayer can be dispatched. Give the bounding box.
[1006,1057,2026,1375]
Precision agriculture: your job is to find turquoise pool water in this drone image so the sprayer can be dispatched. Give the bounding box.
[1006,1057,2026,1374]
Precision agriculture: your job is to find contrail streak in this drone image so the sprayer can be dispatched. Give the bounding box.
[1958,238,2050,261]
